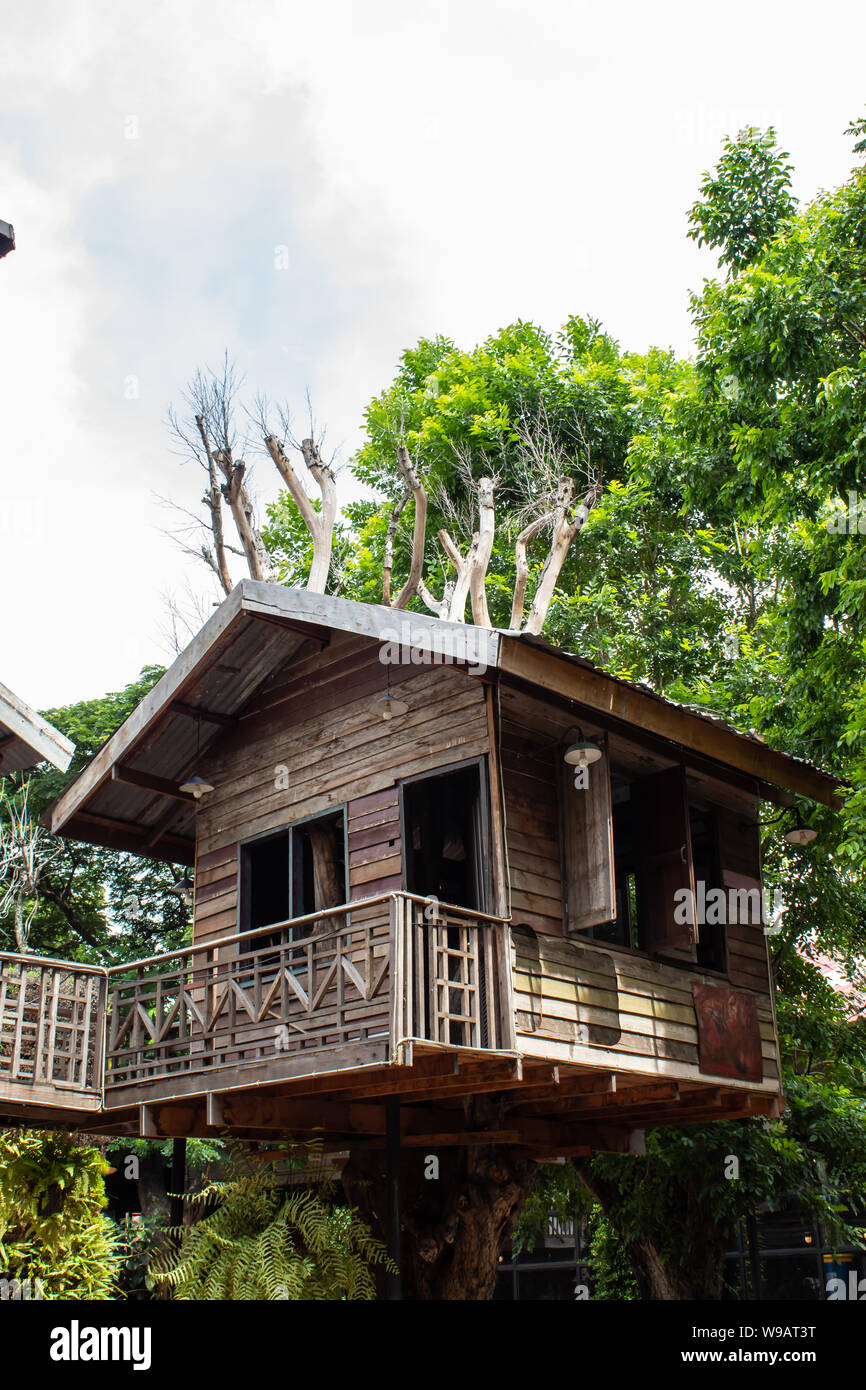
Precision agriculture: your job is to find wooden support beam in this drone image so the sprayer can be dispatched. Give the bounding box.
[326,1058,524,1105]
[72,810,193,858]
[139,1105,159,1138]
[112,764,196,803]
[206,1092,224,1128]
[507,1071,615,1110]
[170,700,238,728]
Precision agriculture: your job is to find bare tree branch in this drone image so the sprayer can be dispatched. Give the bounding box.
[468,476,495,626]
[389,446,428,610]
[510,512,554,629]
[166,355,272,593]
[263,430,338,593]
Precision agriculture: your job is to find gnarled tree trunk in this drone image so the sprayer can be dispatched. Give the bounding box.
[575,1163,731,1300]
[343,1095,536,1300]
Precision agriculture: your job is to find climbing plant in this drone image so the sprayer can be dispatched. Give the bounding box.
[0,1129,121,1299]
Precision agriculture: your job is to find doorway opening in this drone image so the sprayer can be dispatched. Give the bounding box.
[401,761,489,1046]
[402,762,485,911]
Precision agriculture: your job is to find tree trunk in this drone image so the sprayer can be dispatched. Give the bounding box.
[307,822,343,934]
[137,1153,170,1222]
[576,1163,730,1300]
[343,1095,536,1299]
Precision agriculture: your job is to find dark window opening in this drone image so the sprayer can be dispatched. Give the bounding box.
[403,764,483,911]
[589,778,643,949]
[244,832,289,934]
[402,763,487,1048]
[291,810,346,919]
[691,806,728,973]
[240,810,346,948]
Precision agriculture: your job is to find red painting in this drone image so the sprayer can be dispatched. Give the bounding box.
[692,983,763,1083]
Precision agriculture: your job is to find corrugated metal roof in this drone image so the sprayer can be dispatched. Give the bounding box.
[502,628,837,787]
[44,582,842,863]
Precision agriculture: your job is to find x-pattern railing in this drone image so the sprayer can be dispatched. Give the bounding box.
[0,894,511,1106]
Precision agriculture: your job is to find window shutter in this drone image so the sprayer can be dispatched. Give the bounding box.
[634,765,698,959]
[561,740,615,932]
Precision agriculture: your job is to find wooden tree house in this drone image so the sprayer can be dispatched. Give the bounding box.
[0,582,841,1159]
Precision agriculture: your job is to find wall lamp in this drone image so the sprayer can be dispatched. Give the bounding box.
[742,806,818,845]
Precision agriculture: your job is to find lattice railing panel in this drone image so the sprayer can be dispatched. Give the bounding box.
[0,956,106,1095]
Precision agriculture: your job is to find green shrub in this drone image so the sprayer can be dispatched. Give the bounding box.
[150,1143,395,1300]
[0,1129,122,1299]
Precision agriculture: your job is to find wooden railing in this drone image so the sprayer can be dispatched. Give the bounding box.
[105,893,512,1090]
[391,895,512,1052]
[0,953,106,1099]
[0,895,513,1108]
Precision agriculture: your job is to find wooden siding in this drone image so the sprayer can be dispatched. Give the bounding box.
[192,635,490,946]
[512,928,780,1090]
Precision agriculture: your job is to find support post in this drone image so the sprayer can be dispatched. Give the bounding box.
[746,1210,761,1299]
[170,1137,187,1231]
[386,1097,402,1299]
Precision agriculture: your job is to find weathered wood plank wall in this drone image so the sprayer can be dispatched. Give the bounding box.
[512,928,780,1089]
[192,634,490,945]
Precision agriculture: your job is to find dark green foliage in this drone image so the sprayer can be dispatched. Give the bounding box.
[0,666,191,963]
[687,126,797,275]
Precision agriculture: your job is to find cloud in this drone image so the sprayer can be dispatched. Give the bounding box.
[1,0,864,706]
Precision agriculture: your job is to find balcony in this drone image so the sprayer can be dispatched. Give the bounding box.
[0,953,106,1113]
[0,894,514,1121]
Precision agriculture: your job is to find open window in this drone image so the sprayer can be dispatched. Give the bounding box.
[563,756,700,960]
[561,742,766,971]
[633,765,698,961]
[587,777,642,949]
[240,809,347,943]
[690,804,728,973]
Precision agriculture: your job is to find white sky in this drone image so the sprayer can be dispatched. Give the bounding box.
[1,0,864,710]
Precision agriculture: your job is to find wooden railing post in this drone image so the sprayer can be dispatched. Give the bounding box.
[388,893,403,1057]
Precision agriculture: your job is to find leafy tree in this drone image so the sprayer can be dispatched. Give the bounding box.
[510,117,866,1300]
[0,667,190,964]
[687,126,797,275]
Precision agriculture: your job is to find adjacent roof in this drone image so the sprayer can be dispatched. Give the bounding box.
[0,680,74,776]
[45,580,843,865]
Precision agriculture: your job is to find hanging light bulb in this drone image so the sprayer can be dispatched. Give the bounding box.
[168,873,194,907]
[373,667,408,722]
[179,714,215,798]
[784,813,817,846]
[563,739,603,768]
[179,774,214,799]
[376,692,409,722]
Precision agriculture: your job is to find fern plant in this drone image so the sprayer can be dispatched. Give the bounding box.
[149,1141,395,1300]
[0,1129,122,1299]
